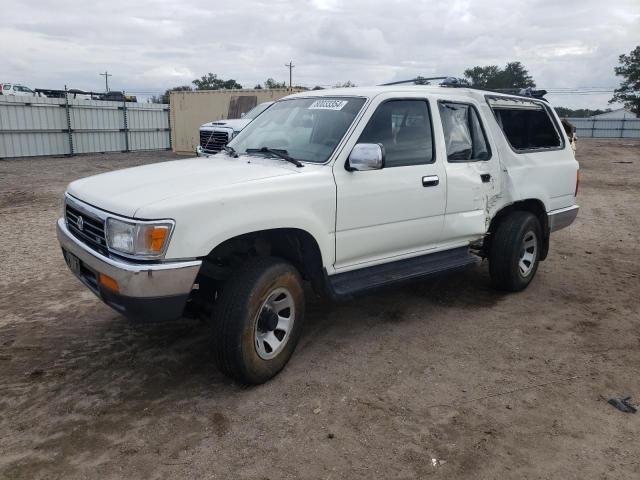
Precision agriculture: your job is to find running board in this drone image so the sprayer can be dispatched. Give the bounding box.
[328,247,480,298]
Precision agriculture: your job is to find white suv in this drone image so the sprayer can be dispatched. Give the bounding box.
[0,83,40,96]
[57,83,579,384]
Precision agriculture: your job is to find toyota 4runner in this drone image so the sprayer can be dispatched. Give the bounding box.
[57,83,579,384]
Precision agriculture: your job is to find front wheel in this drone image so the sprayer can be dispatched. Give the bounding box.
[489,211,542,292]
[213,257,305,384]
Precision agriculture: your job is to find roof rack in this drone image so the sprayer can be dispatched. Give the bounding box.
[487,87,548,99]
[378,77,548,101]
[379,76,463,86]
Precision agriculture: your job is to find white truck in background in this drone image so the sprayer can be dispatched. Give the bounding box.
[197,101,273,155]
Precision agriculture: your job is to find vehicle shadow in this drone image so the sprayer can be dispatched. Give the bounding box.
[27,262,507,403]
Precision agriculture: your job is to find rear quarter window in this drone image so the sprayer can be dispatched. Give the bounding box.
[487,96,563,152]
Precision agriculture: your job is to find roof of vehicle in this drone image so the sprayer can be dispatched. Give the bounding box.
[285,85,547,105]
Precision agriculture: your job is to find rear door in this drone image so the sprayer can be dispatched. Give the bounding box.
[435,99,500,243]
[333,95,446,269]
[486,96,577,211]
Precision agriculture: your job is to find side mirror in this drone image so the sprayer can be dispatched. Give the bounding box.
[240,112,246,118]
[347,143,384,171]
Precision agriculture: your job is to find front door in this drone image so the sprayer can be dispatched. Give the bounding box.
[333,97,446,269]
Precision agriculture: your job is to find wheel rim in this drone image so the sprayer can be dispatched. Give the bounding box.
[518,230,538,277]
[254,287,295,360]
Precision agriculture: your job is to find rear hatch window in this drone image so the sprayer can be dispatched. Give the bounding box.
[487,96,563,152]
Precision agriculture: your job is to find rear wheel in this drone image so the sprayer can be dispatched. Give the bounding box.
[489,211,542,292]
[213,257,305,384]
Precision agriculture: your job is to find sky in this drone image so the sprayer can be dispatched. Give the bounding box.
[1,0,638,109]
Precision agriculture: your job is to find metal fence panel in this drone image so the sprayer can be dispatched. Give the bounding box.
[0,95,170,159]
[127,104,171,151]
[567,118,640,139]
[0,97,70,157]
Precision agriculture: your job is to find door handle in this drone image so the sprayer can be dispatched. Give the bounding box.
[422,175,439,187]
[480,173,491,183]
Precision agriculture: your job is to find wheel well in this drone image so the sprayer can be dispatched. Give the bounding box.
[487,199,550,260]
[198,228,325,291]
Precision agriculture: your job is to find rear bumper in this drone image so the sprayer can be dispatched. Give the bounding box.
[57,218,201,322]
[548,205,579,232]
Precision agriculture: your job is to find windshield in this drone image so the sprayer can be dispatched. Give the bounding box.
[229,97,366,163]
[243,102,272,120]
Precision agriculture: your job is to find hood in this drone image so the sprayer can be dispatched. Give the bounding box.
[200,118,251,131]
[67,155,297,218]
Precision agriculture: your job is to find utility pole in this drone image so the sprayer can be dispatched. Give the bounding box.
[284,61,295,89]
[100,71,112,92]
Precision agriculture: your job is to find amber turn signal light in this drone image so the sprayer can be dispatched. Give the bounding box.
[145,226,170,253]
[99,273,120,293]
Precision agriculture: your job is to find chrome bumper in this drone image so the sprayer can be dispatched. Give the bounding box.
[196,145,217,157]
[548,205,579,232]
[57,218,201,321]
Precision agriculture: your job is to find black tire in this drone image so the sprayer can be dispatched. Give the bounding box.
[489,211,542,292]
[213,257,305,384]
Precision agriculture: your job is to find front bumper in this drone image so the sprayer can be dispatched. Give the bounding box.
[196,145,219,157]
[548,205,580,232]
[57,218,201,321]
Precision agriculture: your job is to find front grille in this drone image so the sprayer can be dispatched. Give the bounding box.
[200,130,229,152]
[65,204,108,256]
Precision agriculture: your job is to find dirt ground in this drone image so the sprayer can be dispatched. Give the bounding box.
[0,140,639,479]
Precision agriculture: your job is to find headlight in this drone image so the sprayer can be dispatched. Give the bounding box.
[105,218,174,258]
[232,130,241,139]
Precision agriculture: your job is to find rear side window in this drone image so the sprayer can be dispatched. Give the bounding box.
[487,96,562,151]
[438,101,490,162]
[358,99,434,167]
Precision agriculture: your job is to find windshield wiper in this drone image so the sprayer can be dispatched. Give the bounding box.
[245,147,304,168]
[223,145,238,158]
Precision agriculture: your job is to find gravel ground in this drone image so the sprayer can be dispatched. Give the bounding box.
[0,140,639,479]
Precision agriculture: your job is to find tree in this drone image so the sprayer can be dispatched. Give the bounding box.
[463,65,501,88]
[334,80,357,88]
[192,73,242,90]
[253,84,263,89]
[554,107,612,118]
[610,46,640,115]
[264,78,287,89]
[501,62,536,88]
[151,85,192,104]
[463,62,535,89]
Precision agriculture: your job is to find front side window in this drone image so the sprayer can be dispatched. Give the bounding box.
[229,97,366,163]
[357,99,433,167]
[487,96,562,151]
[438,102,490,161]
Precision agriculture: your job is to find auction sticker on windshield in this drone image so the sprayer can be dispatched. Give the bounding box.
[309,99,348,110]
